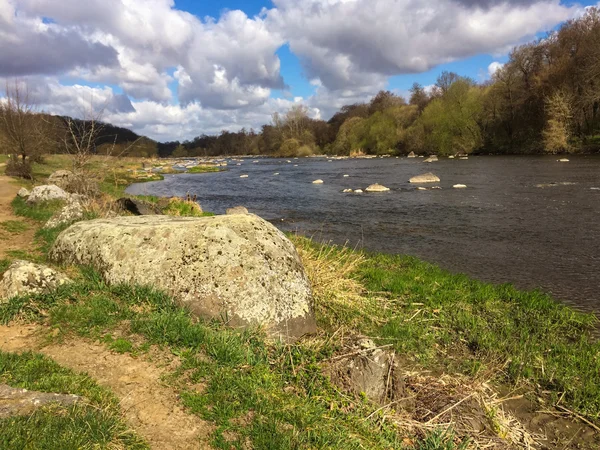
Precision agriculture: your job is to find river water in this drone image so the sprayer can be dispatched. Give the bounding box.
[127,155,600,313]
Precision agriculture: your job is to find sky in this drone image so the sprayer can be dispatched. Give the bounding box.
[0,0,598,142]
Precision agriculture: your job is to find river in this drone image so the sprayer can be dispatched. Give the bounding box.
[127,155,600,313]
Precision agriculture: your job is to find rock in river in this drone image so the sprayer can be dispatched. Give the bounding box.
[453,184,467,189]
[50,215,316,341]
[409,173,441,184]
[423,155,438,163]
[312,179,324,184]
[365,184,390,192]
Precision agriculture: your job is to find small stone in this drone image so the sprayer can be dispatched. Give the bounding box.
[240,175,249,178]
[343,175,350,178]
[558,158,569,162]
[0,384,82,418]
[410,173,440,184]
[312,179,324,184]
[448,155,455,159]
[423,155,438,163]
[365,184,390,192]
[407,152,416,158]
[342,189,353,193]
[417,187,427,191]
[459,157,469,160]
[354,189,363,193]
[17,188,30,198]
[274,173,280,176]
[453,184,467,189]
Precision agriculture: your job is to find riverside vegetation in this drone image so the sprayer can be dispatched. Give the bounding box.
[0,155,598,449]
[0,157,600,450]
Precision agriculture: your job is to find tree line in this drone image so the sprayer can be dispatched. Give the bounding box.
[168,8,600,158]
[2,7,600,170]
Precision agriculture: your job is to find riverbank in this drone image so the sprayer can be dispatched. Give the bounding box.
[0,155,598,449]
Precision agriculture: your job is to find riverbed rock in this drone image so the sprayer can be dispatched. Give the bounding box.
[343,174,350,178]
[312,179,324,184]
[0,385,82,418]
[558,158,570,162]
[354,189,363,193]
[47,170,76,191]
[44,198,85,229]
[50,215,316,341]
[407,152,416,158]
[115,197,162,216]
[365,184,391,192]
[453,184,467,189]
[0,260,72,301]
[409,173,441,184]
[424,155,438,163]
[226,206,249,215]
[342,189,353,193]
[26,185,70,204]
[17,188,30,198]
[240,175,249,178]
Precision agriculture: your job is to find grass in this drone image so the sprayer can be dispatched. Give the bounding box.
[11,196,64,222]
[0,351,147,449]
[293,236,600,419]
[0,220,29,234]
[187,165,222,174]
[163,198,214,217]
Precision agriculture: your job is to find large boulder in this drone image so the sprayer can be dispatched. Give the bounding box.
[0,260,72,301]
[50,215,316,340]
[47,170,76,190]
[44,198,85,229]
[409,173,441,184]
[26,185,70,204]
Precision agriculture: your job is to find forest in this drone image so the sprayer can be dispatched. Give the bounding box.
[2,8,600,166]
[166,8,600,158]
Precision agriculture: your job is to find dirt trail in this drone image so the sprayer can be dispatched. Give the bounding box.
[0,324,213,449]
[0,176,36,258]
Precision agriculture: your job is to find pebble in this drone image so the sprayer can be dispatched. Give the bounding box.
[453,184,467,189]
[240,175,249,178]
[312,179,324,184]
[354,189,363,193]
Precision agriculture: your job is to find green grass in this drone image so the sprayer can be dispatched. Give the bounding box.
[163,198,215,217]
[100,172,164,198]
[0,220,29,234]
[293,237,600,419]
[11,196,64,222]
[187,165,222,174]
[0,271,439,449]
[0,350,147,449]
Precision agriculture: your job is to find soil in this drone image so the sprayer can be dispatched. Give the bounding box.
[0,176,36,258]
[0,323,214,449]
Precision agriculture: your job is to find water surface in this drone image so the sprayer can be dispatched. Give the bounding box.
[127,156,600,313]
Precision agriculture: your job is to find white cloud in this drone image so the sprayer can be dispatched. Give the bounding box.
[0,0,587,140]
[488,61,505,78]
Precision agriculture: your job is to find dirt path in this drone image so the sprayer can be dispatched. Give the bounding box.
[0,324,213,449]
[0,176,36,258]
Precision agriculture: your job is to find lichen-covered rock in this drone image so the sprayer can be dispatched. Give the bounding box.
[17,188,30,198]
[44,198,85,229]
[50,215,316,340]
[226,206,249,215]
[47,170,76,190]
[26,185,70,204]
[0,260,72,301]
[0,384,82,418]
[409,173,441,184]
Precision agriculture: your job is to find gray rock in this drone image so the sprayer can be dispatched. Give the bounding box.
[47,170,75,190]
[226,206,249,215]
[50,215,316,341]
[26,185,70,204]
[365,184,390,192]
[115,198,162,216]
[0,260,72,301]
[325,338,409,407]
[17,188,30,198]
[423,155,438,163]
[0,384,82,418]
[44,198,85,229]
[409,173,441,184]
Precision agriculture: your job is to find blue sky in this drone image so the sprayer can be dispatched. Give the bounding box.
[3,0,598,140]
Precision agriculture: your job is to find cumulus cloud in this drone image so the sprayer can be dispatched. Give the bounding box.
[0,0,587,140]
[266,0,576,91]
[488,61,505,77]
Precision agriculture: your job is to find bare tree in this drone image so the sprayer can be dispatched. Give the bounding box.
[0,80,52,178]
